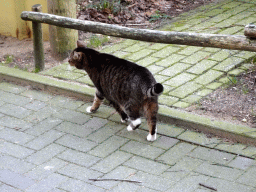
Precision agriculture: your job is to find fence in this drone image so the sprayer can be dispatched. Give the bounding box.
[21,4,256,71]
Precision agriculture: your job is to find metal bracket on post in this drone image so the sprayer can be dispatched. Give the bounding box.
[32,4,45,72]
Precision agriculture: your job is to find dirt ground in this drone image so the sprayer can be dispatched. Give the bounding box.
[1,0,256,128]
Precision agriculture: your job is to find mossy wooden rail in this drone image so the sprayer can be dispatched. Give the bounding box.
[21,9,256,70]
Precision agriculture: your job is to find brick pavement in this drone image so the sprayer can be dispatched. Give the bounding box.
[0,81,255,192]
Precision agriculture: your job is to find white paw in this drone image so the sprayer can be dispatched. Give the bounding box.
[147,133,157,141]
[86,106,93,113]
[127,125,133,131]
[132,118,141,127]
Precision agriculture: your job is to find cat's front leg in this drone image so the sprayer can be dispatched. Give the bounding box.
[86,92,104,113]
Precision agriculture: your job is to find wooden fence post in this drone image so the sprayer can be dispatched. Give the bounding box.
[47,0,78,60]
[32,4,45,72]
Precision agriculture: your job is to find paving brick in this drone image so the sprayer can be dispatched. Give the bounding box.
[0,116,32,131]
[124,156,169,175]
[162,156,203,182]
[194,70,224,85]
[0,82,26,94]
[76,75,94,86]
[204,177,255,192]
[178,130,221,147]
[24,100,47,111]
[86,121,125,143]
[126,49,155,61]
[187,60,218,74]
[213,57,244,72]
[0,128,35,145]
[235,51,256,59]
[172,101,191,108]
[158,95,179,106]
[182,94,202,103]
[228,156,256,170]
[0,168,35,190]
[178,46,202,55]
[165,73,196,87]
[236,166,256,187]
[55,134,97,153]
[121,140,165,159]
[123,44,146,52]
[206,82,223,90]
[151,46,180,58]
[156,142,196,165]
[26,173,68,192]
[93,166,137,190]
[181,51,211,65]
[167,172,210,192]
[136,56,159,67]
[0,184,22,192]
[25,143,66,165]
[188,146,236,164]
[169,82,202,98]
[0,154,35,174]
[53,108,91,124]
[0,140,35,159]
[49,95,84,110]
[25,158,68,180]
[147,64,164,74]
[101,43,129,53]
[91,151,132,173]
[156,123,185,138]
[58,149,100,167]
[58,163,103,182]
[130,171,175,191]
[0,103,33,119]
[25,105,61,123]
[152,136,179,150]
[0,91,32,106]
[25,117,63,136]
[156,54,186,67]
[159,63,191,77]
[89,135,128,158]
[195,161,243,181]
[25,130,65,150]
[59,178,105,192]
[55,121,94,137]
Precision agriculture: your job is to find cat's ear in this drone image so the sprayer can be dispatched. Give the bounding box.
[77,40,86,48]
[73,51,83,61]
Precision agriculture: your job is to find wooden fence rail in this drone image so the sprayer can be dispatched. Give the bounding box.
[21,9,256,70]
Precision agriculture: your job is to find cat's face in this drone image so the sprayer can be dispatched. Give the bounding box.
[68,41,87,69]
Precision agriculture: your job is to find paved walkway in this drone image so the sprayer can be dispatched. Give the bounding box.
[41,0,256,109]
[0,81,255,192]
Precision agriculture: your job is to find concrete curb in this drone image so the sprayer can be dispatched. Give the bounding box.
[1,66,255,146]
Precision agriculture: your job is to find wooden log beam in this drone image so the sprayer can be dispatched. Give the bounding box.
[21,11,256,52]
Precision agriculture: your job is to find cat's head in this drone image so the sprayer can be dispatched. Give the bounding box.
[68,41,88,69]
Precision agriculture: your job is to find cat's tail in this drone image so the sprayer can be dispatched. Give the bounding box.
[147,83,164,97]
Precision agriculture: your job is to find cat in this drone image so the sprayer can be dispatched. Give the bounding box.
[68,40,164,141]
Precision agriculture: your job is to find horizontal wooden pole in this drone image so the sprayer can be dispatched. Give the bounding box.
[21,11,256,52]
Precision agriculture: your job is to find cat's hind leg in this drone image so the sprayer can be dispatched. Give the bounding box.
[143,99,158,141]
[86,90,104,113]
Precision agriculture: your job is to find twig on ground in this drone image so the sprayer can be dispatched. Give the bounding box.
[199,183,217,191]
[89,178,142,183]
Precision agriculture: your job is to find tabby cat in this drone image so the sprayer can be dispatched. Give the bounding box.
[68,40,164,141]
